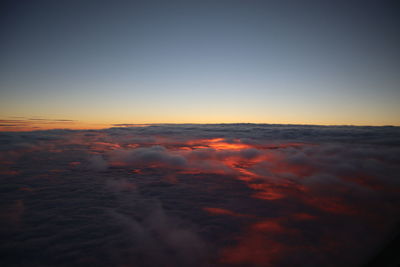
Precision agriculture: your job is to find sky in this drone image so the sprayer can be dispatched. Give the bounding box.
[1,0,399,129]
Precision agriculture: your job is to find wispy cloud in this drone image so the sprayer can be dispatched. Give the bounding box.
[0,117,77,131]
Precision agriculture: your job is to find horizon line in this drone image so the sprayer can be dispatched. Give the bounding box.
[1,122,399,133]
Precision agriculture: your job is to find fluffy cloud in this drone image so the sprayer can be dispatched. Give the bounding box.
[0,124,399,266]
[109,146,188,168]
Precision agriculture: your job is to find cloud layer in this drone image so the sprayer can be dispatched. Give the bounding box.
[0,124,399,266]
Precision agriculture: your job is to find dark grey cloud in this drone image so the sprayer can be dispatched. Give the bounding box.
[106,203,208,267]
[88,154,108,171]
[110,146,187,168]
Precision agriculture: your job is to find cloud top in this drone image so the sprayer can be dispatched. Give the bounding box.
[0,124,399,266]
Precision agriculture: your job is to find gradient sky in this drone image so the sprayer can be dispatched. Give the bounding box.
[1,0,399,128]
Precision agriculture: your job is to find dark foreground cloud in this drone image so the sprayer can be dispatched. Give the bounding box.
[0,124,399,266]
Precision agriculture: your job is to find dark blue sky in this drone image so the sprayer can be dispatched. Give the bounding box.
[1,0,399,126]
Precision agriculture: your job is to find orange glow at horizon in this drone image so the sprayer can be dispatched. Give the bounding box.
[2,113,399,132]
[0,118,152,132]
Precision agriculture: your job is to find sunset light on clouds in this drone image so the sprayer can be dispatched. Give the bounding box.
[1,124,400,266]
[1,1,400,266]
